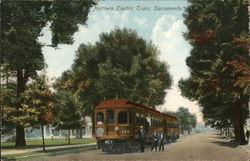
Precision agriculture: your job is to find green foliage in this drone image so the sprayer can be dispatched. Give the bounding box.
[1,84,18,134]
[165,107,197,133]
[57,28,172,115]
[1,0,95,146]
[1,75,54,133]
[22,74,54,127]
[180,0,249,144]
[53,90,83,130]
[1,83,39,129]
[2,138,96,150]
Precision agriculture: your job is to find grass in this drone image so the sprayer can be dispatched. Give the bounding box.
[243,144,250,149]
[2,144,97,160]
[2,138,96,150]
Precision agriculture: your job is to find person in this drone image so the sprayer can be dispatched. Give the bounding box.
[158,129,165,152]
[151,131,158,152]
[137,126,147,152]
[246,130,249,143]
[170,128,174,140]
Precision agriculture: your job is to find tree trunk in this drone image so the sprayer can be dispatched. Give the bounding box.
[146,92,152,107]
[15,69,29,147]
[220,128,223,135]
[68,129,71,145]
[15,124,26,146]
[79,128,83,139]
[41,125,45,152]
[234,100,246,145]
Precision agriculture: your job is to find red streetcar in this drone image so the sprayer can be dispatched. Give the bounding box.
[92,99,180,152]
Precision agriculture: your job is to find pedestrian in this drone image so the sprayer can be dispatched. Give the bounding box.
[151,131,158,152]
[246,130,249,143]
[158,129,165,151]
[137,126,147,152]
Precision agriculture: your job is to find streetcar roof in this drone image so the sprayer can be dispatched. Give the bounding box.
[95,99,178,121]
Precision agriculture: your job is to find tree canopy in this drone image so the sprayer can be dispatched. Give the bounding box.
[55,28,172,115]
[179,0,249,145]
[53,90,83,145]
[165,107,197,134]
[1,0,95,146]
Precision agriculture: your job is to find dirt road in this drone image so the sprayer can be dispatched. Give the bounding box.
[32,132,250,161]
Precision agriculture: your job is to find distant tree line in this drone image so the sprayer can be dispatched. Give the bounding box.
[165,107,197,134]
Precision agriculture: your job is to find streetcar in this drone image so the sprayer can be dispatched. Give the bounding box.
[92,99,180,152]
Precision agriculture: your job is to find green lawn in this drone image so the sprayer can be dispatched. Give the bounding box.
[243,144,250,150]
[2,138,96,150]
[2,145,97,160]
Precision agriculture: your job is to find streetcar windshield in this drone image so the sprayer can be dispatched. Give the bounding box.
[107,109,114,124]
[96,112,104,124]
[118,111,127,124]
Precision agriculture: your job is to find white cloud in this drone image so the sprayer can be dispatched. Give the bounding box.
[39,11,130,78]
[133,17,147,26]
[152,15,190,84]
[152,15,203,123]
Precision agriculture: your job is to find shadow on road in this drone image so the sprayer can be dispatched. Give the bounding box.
[210,133,238,148]
[210,139,238,148]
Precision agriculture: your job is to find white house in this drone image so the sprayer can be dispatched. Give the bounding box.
[25,116,93,139]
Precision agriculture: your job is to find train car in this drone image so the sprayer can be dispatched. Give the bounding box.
[92,99,180,152]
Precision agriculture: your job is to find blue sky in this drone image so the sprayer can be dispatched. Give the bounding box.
[38,0,203,123]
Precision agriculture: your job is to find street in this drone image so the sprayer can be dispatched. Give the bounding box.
[32,132,250,161]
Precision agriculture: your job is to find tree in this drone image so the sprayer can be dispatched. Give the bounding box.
[1,0,95,146]
[22,74,54,152]
[1,83,19,135]
[165,107,197,134]
[64,28,172,114]
[53,90,83,145]
[179,0,249,144]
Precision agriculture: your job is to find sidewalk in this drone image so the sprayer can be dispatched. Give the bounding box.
[217,134,250,153]
[239,143,250,153]
[1,143,97,156]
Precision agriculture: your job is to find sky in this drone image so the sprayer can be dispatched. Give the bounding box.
[38,0,203,123]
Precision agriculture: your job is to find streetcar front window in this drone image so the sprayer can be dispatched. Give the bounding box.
[107,109,114,124]
[96,112,104,124]
[118,111,128,124]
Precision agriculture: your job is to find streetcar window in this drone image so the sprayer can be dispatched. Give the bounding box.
[146,116,151,126]
[107,110,114,124]
[118,111,128,124]
[96,112,104,124]
[136,113,140,124]
[140,114,144,124]
[151,117,155,126]
[159,119,162,126]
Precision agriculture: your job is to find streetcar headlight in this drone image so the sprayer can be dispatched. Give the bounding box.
[96,128,104,137]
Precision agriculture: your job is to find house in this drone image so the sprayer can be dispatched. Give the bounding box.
[25,116,92,139]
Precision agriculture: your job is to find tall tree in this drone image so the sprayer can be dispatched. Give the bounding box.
[66,28,172,114]
[22,74,54,152]
[1,0,95,146]
[53,90,83,145]
[179,0,249,144]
